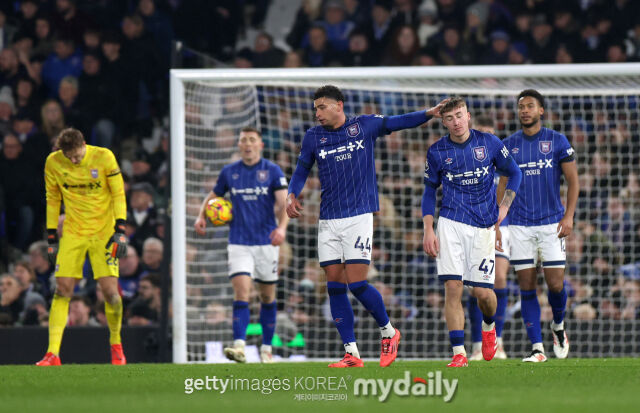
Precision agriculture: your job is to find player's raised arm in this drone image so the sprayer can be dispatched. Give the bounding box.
[383,98,450,133]
[558,156,579,238]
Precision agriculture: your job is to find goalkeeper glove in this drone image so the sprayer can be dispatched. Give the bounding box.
[106,219,128,259]
[47,229,58,265]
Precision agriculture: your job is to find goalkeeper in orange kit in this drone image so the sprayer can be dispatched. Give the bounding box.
[36,128,129,366]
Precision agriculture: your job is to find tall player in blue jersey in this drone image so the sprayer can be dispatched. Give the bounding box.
[194,127,289,363]
[286,85,447,368]
[422,98,522,367]
[468,115,511,360]
[499,90,579,363]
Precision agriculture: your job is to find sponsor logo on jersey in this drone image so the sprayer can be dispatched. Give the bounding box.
[473,146,487,162]
[539,141,552,154]
[91,169,98,178]
[318,140,364,159]
[445,166,491,182]
[566,147,574,156]
[257,170,269,183]
[279,177,287,186]
[231,186,269,196]
[346,122,361,137]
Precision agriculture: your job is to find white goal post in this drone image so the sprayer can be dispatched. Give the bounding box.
[171,64,640,363]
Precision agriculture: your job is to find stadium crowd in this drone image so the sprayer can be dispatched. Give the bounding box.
[0,0,639,335]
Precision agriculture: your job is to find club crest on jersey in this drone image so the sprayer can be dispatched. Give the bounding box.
[320,137,327,144]
[473,146,487,162]
[90,169,98,178]
[346,123,361,137]
[445,157,453,164]
[539,141,552,154]
[257,170,269,183]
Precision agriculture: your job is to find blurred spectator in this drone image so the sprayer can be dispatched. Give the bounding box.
[382,25,420,66]
[436,25,476,65]
[0,9,17,51]
[283,50,304,68]
[0,133,39,250]
[0,274,23,324]
[316,0,354,52]
[52,0,94,45]
[41,37,83,97]
[40,99,65,148]
[0,48,28,89]
[252,32,285,68]
[130,148,156,186]
[12,260,46,324]
[81,28,101,54]
[286,0,323,50]
[341,29,376,66]
[128,182,161,254]
[67,295,100,326]
[361,0,396,52]
[302,25,339,67]
[137,0,174,69]
[141,237,163,273]
[482,30,511,64]
[127,272,161,325]
[436,0,465,26]
[118,247,148,300]
[32,17,54,59]
[529,14,555,63]
[417,1,441,48]
[233,47,253,69]
[57,75,83,133]
[28,241,54,301]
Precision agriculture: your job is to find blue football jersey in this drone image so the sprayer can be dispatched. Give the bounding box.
[213,158,287,245]
[297,115,390,219]
[503,127,574,226]
[424,129,514,228]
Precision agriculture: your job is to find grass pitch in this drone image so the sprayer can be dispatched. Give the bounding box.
[2,359,639,413]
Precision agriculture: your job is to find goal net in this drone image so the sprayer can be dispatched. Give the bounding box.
[170,64,640,363]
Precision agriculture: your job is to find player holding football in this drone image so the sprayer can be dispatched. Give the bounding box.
[499,90,578,362]
[194,127,289,363]
[37,128,128,366]
[286,85,448,368]
[468,115,510,360]
[422,98,522,367]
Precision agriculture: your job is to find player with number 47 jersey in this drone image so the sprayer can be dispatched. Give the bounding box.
[422,97,522,367]
[498,89,579,363]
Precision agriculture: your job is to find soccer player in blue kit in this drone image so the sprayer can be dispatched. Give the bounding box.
[498,90,579,362]
[422,98,522,367]
[468,115,511,360]
[194,127,289,363]
[286,85,448,367]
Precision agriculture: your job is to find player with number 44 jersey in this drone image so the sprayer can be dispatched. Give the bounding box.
[422,97,522,367]
[287,85,449,368]
[499,89,579,363]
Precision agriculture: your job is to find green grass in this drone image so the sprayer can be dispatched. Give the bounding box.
[2,359,639,413]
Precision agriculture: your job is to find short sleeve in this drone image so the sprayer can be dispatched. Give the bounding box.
[270,164,287,191]
[556,133,575,163]
[212,167,229,197]
[424,148,441,187]
[491,135,512,171]
[359,114,388,140]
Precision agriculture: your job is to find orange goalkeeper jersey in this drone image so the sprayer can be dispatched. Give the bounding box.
[45,145,127,239]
